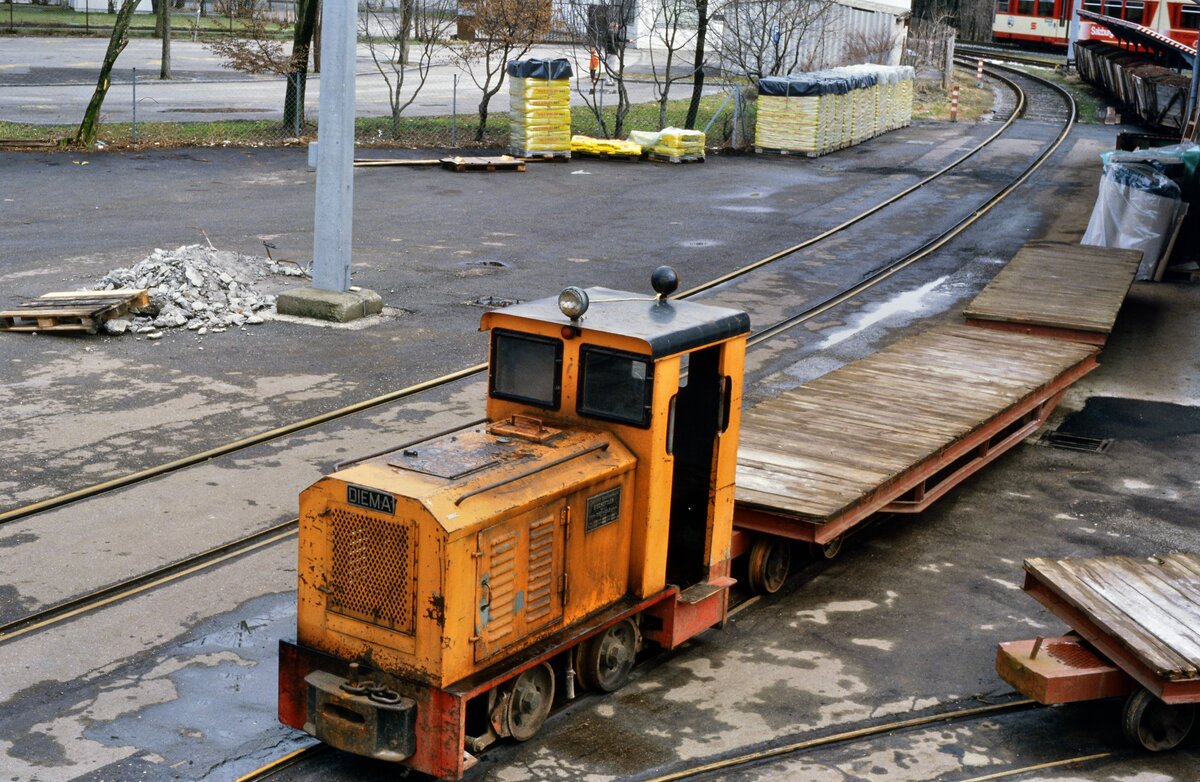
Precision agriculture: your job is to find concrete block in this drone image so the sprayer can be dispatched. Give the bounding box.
[275,286,383,323]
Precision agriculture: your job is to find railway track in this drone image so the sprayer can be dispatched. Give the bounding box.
[958,42,1070,69]
[6,62,1080,782]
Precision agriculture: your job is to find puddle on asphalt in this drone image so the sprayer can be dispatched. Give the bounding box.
[819,276,949,348]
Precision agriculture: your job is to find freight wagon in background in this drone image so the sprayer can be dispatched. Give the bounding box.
[993,0,1200,48]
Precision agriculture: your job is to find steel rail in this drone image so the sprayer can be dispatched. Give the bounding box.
[957,43,1069,69]
[0,518,300,644]
[675,66,1026,299]
[956,752,1114,782]
[234,744,327,782]
[748,62,1075,347]
[0,65,1064,652]
[0,65,1027,530]
[641,699,1038,782]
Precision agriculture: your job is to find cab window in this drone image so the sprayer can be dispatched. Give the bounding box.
[578,346,654,427]
[489,330,562,408]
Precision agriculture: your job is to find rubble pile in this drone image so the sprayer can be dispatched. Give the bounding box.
[94,244,306,337]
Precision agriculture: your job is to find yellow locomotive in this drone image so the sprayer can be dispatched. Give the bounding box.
[278,268,750,778]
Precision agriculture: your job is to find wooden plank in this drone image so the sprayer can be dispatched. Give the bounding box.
[353,158,441,167]
[965,242,1142,335]
[734,326,1097,523]
[38,289,149,305]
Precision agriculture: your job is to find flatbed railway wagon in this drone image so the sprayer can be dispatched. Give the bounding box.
[997,554,1200,751]
[277,243,1142,778]
[993,0,1200,49]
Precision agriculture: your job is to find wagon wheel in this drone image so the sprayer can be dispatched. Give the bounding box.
[504,663,555,741]
[814,535,844,560]
[580,619,639,693]
[746,537,791,594]
[1122,688,1196,751]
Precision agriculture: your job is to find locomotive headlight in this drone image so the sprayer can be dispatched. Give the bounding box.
[558,286,589,320]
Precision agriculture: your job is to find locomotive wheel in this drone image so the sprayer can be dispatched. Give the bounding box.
[1122,688,1195,751]
[746,537,791,594]
[504,663,555,741]
[581,619,638,692]
[815,535,843,560]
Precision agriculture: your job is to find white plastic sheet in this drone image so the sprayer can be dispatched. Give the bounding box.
[1082,161,1184,280]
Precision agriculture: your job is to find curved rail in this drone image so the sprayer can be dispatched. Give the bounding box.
[643,699,1035,782]
[0,66,1028,530]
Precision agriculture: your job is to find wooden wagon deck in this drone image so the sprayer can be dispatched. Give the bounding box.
[1021,554,1200,703]
[964,242,1143,345]
[733,326,1099,544]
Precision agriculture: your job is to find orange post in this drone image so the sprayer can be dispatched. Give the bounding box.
[951,84,960,122]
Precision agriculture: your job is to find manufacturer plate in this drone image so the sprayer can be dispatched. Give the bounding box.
[347,485,396,515]
[585,487,621,532]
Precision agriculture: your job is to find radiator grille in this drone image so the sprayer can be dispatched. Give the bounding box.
[327,507,415,634]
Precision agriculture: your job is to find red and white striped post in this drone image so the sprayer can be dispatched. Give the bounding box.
[976,59,984,88]
[950,84,960,122]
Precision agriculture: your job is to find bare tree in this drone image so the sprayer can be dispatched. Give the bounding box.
[205,0,291,74]
[159,0,172,79]
[557,0,638,137]
[361,0,456,137]
[75,0,141,146]
[842,27,899,65]
[453,0,552,142]
[714,0,835,80]
[683,0,709,128]
[646,0,700,129]
[204,0,313,127]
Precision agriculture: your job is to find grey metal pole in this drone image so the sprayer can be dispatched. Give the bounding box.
[311,0,357,293]
[1066,0,1084,65]
[732,85,740,148]
[132,67,137,144]
[452,73,458,147]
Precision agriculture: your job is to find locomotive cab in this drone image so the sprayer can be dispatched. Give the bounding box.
[279,269,750,779]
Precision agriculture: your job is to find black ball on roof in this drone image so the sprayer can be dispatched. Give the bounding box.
[651,266,679,297]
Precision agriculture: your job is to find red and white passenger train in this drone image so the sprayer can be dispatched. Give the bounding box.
[993,0,1200,49]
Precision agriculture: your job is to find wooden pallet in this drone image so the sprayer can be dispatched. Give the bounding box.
[439,156,526,173]
[0,289,150,334]
[572,150,642,162]
[755,146,820,157]
[512,149,571,161]
[647,152,705,164]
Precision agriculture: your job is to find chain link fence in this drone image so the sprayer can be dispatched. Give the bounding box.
[0,44,753,152]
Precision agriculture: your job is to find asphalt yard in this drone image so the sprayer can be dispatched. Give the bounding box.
[0,115,1197,781]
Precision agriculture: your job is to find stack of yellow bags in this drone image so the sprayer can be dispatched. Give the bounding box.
[570,135,643,157]
[755,76,822,154]
[654,127,705,159]
[508,59,573,155]
[897,66,914,127]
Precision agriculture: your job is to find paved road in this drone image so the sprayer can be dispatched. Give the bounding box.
[0,37,712,125]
